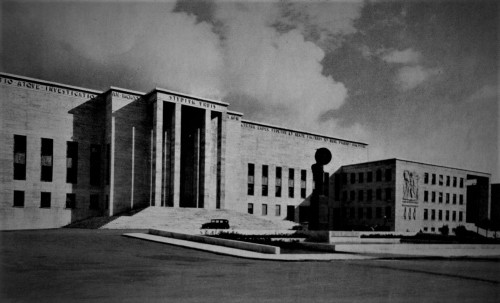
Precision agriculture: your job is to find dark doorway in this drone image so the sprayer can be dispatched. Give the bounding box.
[286,205,295,221]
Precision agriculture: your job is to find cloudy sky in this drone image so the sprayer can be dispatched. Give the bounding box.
[1,0,498,182]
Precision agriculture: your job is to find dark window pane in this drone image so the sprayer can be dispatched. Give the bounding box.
[40,192,51,208]
[41,138,53,182]
[14,135,27,180]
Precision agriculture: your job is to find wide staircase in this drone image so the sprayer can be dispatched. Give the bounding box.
[101,207,297,232]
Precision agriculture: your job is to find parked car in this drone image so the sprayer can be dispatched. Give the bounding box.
[201,219,230,229]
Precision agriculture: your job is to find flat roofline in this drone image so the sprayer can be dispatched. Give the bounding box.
[106,86,145,96]
[228,110,244,116]
[148,87,229,107]
[241,119,368,146]
[341,158,491,175]
[0,72,103,94]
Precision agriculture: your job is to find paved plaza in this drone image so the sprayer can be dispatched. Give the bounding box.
[1,229,499,302]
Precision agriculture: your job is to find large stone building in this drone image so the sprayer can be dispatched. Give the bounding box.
[332,159,491,233]
[0,73,368,230]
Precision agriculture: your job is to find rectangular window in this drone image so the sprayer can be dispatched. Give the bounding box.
[66,141,78,184]
[300,169,306,198]
[376,169,382,182]
[248,203,253,214]
[439,192,443,203]
[376,188,382,200]
[358,207,363,219]
[358,172,364,183]
[247,163,255,195]
[13,190,24,207]
[452,211,456,221]
[288,168,294,198]
[431,209,435,220]
[446,193,450,204]
[350,190,355,201]
[90,144,101,186]
[385,206,391,218]
[424,173,429,184]
[66,193,76,209]
[438,210,442,221]
[424,191,428,202]
[446,210,450,221]
[376,207,382,218]
[453,194,456,204]
[366,207,372,219]
[453,177,457,187]
[89,194,99,210]
[358,190,364,201]
[459,194,463,205]
[439,174,443,186]
[367,171,373,182]
[385,169,392,181]
[276,167,282,198]
[446,176,450,187]
[432,191,436,203]
[41,138,53,182]
[350,173,355,184]
[432,174,436,185]
[459,178,464,188]
[106,143,111,185]
[262,165,268,196]
[385,188,392,201]
[13,135,27,180]
[275,205,281,216]
[323,172,329,196]
[459,211,463,222]
[40,192,51,208]
[424,209,428,220]
[262,204,268,216]
[367,189,373,202]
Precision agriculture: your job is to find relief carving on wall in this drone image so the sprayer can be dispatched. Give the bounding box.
[403,170,419,201]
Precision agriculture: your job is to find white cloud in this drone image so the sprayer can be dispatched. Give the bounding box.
[396,65,441,90]
[382,48,421,64]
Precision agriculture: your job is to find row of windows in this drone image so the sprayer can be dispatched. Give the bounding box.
[247,164,328,198]
[423,191,464,205]
[247,203,282,216]
[13,135,109,186]
[13,190,102,210]
[423,173,464,188]
[342,188,392,202]
[342,169,392,185]
[344,206,392,220]
[423,208,464,222]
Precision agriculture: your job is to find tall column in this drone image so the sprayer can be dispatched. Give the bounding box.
[217,113,227,209]
[153,99,163,207]
[201,109,213,209]
[172,103,182,207]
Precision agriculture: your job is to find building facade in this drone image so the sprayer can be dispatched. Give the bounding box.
[0,73,368,230]
[332,159,491,233]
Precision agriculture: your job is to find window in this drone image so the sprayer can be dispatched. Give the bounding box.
[13,191,24,207]
[446,210,450,221]
[438,192,443,203]
[358,190,364,201]
[424,173,429,184]
[453,177,457,187]
[358,172,364,183]
[452,211,456,221]
[262,165,268,196]
[459,195,463,205]
[376,207,382,218]
[40,192,51,208]
[323,172,329,196]
[385,188,392,201]
[432,174,436,185]
[431,191,436,203]
[446,193,450,204]
[13,135,27,180]
[376,188,382,200]
[358,207,363,219]
[89,194,99,210]
[439,175,443,186]
[385,206,391,218]
[350,190,355,201]
[299,169,306,198]
[90,144,101,186]
[367,189,373,202]
[438,210,442,221]
[446,176,450,187]
[41,138,53,182]
[247,163,255,195]
[275,205,281,216]
[385,169,392,181]
[424,227,428,232]
[288,168,294,198]
[431,227,435,232]
[459,211,463,222]
[424,191,428,202]
[424,209,428,220]
[366,207,372,219]
[350,173,355,184]
[66,142,78,184]
[431,209,435,220]
[276,167,282,198]
[453,194,456,205]
[66,193,76,209]
[248,203,253,214]
[376,169,382,182]
[367,171,373,182]
[459,178,464,188]
[262,204,268,216]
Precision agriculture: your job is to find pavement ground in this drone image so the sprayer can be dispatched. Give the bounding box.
[1,229,499,303]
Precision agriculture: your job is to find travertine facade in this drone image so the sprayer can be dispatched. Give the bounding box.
[0,73,368,230]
